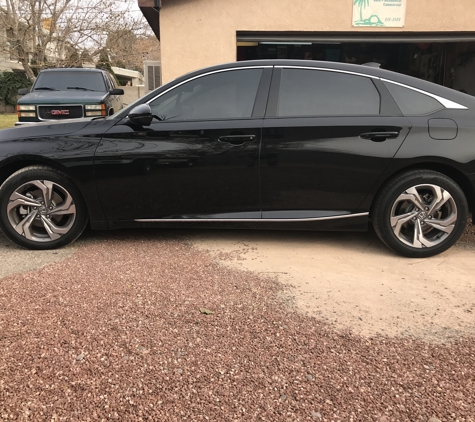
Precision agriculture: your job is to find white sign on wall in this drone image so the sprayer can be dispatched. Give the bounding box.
[352,0,407,28]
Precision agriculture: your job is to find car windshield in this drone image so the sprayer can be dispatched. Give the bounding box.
[33,71,107,92]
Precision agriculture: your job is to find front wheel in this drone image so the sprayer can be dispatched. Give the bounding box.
[0,166,88,250]
[372,170,468,258]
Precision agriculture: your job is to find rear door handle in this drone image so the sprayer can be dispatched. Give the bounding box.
[360,131,400,142]
[218,134,256,146]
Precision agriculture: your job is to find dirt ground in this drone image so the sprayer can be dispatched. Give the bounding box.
[190,224,475,344]
[0,238,77,280]
[2,222,474,344]
[1,226,474,420]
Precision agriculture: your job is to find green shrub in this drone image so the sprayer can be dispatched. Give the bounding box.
[0,72,32,106]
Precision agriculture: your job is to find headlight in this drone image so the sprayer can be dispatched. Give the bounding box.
[85,104,106,117]
[17,105,37,118]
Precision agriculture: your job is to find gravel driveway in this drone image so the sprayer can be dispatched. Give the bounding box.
[0,228,474,421]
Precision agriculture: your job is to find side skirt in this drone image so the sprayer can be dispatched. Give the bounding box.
[106,212,369,231]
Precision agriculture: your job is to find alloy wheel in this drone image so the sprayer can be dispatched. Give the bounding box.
[390,184,457,249]
[6,179,77,242]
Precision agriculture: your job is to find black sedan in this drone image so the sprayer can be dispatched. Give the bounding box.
[1,60,474,257]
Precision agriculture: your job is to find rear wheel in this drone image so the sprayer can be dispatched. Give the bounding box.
[372,170,468,258]
[0,166,87,250]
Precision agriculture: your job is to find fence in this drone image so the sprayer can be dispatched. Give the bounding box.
[0,103,16,113]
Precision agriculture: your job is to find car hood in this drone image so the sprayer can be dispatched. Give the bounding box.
[0,119,98,141]
[17,90,108,105]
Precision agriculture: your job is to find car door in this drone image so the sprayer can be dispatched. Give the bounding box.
[260,66,412,219]
[94,67,271,221]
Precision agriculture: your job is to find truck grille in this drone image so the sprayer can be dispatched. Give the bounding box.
[38,105,83,120]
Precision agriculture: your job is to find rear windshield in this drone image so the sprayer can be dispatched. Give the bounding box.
[33,71,107,92]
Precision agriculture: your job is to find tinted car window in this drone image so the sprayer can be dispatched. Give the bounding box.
[277,69,380,117]
[33,71,107,92]
[383,81,443,115]
[105,74,112,90]
[149,68,263,121]
[108,74,117,89]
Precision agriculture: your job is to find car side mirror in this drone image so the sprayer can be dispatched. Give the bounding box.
[128,104,153,126]
[18,88,29,95]
[109,88,124,95]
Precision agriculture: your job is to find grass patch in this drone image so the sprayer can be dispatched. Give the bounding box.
[0,113,17,130]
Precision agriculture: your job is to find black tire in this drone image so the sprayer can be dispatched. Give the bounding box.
[0,166,88,250]
[372,170,468,258]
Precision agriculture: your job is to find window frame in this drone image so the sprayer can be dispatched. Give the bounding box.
[381,79,463,116]
[264,65,468,119]
[33,71,108,92]
[266,66,384,119]
[105,73,114,90]
[145,66,273,122]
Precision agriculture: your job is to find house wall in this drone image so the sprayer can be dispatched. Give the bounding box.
[121,85,146,107]
[160,0,475,83]
[0,27,24,74]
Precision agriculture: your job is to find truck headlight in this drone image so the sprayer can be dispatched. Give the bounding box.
[17,105,37,117]
[85,104,106,116]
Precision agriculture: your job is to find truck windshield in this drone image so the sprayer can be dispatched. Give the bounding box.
[33,71,106,92]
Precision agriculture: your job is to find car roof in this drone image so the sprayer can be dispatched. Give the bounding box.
[177,59,475,109]
[192,59,422,84]
[38,68,108,74]
[116,58,475,119]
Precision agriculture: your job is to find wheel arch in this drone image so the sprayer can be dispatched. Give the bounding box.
[0,157,70,187]
[370,162,475,216]
[0,163,90,249]
[0,157,93,220]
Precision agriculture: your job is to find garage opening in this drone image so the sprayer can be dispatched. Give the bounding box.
[237,32,475,94]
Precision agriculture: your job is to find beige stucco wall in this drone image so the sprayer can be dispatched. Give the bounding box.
[159,0,475,83]
[121,85,146,107]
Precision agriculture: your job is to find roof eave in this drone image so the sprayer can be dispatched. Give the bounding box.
[138,0,161,41]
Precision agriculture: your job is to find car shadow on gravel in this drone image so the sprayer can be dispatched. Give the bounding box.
[80,222,475,255]
[2,221,474,279]
[79,225,389,252]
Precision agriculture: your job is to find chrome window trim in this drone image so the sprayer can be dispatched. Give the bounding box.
[277,66,468,110]
[276,66,381,117]
[145,66,273,105]
[381,79,468,110]
[144,64,468,116]
[135,212,368,223]
[276,65,378,80]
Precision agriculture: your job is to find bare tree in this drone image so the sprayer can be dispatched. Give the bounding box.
[106,30,160,72]
[0,0,152,81]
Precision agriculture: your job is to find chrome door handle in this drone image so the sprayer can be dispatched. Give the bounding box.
[218,134,256,146]
[360,131,400,142]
